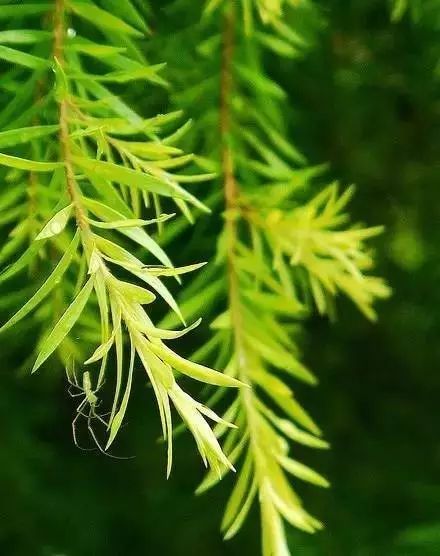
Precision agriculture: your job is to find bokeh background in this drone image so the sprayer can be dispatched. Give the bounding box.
[1,1,439,554]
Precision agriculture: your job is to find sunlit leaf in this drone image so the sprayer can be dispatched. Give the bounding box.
[0,30,52,45]
[35,205,73,240]
[0,45,50,69]
[70,2,143,37]
[0,233,79,333]
[32,278,94,373]
[0,152,62,172]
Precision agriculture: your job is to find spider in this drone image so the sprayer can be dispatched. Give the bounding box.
[66,366,129,459]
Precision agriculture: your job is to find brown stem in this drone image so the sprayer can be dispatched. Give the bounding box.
[220,4,250,386]
[54,0,88,231]
[219,6,281,533]
[221,5,237,210]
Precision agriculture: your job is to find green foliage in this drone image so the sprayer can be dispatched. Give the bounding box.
[147,1,389,553]
[0,0,240,475]
[0,1,394,555]
[391,0,440,23]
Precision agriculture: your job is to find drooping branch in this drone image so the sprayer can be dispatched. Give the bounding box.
[219,2,271,535]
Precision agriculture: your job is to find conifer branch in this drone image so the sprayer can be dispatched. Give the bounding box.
[0,2,393,552]
[0,0,241,473]
[149,1,390,553]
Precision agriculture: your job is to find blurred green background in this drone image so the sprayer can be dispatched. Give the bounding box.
[1,1,439,554]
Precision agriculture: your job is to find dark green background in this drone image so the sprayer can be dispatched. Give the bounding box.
[1,1,439,554]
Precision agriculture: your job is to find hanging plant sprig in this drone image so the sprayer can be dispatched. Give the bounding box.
[148,0,390,553]
[198,3,329,548]
[0,0,243,472]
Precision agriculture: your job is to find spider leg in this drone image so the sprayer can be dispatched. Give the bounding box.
[76,398,88,415]
[68,385,83,398]
[66,372,78,389]
[66,360,80,389]
[77,408,108,426]
[65,357,75,385]
[87,412,134,460]
[72,408,94,452]
[93,389,106,409]
[90,406,110,427]
[77,401,102,421]
[73,367,81,388]
[95,414,110,427]
[74,399,98,451]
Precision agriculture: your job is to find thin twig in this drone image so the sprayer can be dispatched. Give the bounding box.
[54,0,88,231]
[220,3,249,384]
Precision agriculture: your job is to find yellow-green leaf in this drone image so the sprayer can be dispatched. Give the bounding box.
[116,281,156,305]
[0,45,49,69]
[35,205,73,240]
[70,2,143,37]
[0,30,52,45]
[0,5,52,19]
[149,342,244,388]
[84,334,115,365]
[0,233,79,333]
[106,340,135,449]
[0,152,62,172]
[75,157,209,212]
[277,455,330,488]
[0,125,59,149]
[32,278,94,373]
